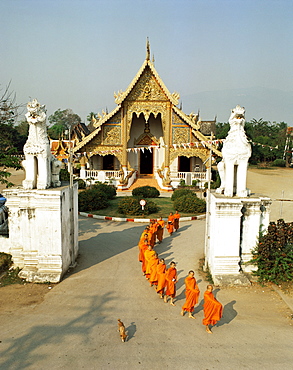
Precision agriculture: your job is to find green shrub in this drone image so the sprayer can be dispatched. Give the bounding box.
[75,178,86,189]
[173,194,206,213]
[192,179,198,186]
[272,159,286,167]
[179,179,186,186]
[250,219,293,284]
[132,186,160,198]
[0,252,12,273]
[93,183,116,199]
[60,168,70,181]
[78,188,109,212]
[171,188,195,201]
[118,197,159,215]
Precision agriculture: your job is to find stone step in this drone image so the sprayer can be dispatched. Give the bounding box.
[129,177,160,191]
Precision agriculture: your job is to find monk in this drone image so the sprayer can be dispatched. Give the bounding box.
[202,285,223,333]
[149,219,157,247]
[139,239,149,275]
[144,245,155,280]
[166,212,175,236]
[156,217,165,243]
[173,211,180,232]
[180,270,200,319]
[164,261,177,306]
[156,258,166,298]
[149,252,159,287]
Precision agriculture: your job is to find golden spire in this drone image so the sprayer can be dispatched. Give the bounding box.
[146,37,150,60]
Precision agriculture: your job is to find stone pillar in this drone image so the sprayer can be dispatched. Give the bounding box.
[240,199,262,272]
[260,197,272,235]
[207,193,251,285]
[121,106,128,172]
[3,184,79,283]
[79,155,87,179]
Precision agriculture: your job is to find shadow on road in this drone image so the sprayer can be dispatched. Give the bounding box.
[217,300,237,326]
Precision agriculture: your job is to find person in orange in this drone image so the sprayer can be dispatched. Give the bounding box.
[139,239,149,275]
[149,219,157,247]
[180,270,200,319]
[166,212,175,236]
[156,217,165,243]
[202,284,223,334]
[149,252,159,287]
[156,258,166,299]
[164,261,177,306]
[173,210,180,232]
[144,245,155,280]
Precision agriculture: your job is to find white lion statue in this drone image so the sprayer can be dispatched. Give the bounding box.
[216,105,251,197]
[22,99,61,189]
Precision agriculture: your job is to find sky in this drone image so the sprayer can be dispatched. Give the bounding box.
[1,0,293,124]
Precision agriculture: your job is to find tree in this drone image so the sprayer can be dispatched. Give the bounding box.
[48,109,81,139]
[0,84,23,188]
[87,112,97,123]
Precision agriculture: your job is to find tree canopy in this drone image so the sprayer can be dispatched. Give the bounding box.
[0,84,23,188]
[48,109,81,139]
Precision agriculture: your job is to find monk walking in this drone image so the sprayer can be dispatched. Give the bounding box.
[180,270,200,319]
[202,285,223,334]
[144,245,155,280]
[139,239,149,275]
[164,261,177,305]
[173,210,180,232]
[149,252,159,287]
[166,212,175,236]
[156,217,165,243]
[156,258,166,298]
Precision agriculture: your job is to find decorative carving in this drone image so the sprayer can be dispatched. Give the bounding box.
[135,132,159,146]
[128,68,167,102]
[172,127,190,144]
[88,146,123,164]
[126,101,167,141]
[103,125,121,145]
[216,105,251,197]
[170,148,209,164]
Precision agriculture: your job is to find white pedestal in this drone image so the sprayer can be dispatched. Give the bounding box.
[1,184,79,283]
[206,192,271,286]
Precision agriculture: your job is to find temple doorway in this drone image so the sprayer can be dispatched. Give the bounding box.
[103,155,115,170]
[140,150,153,174]
[178,156,190,172]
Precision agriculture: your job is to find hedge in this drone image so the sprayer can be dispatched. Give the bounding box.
[93,183,117,199]
[132,186,160,198]
[78,188,109,212]
[118,197,159,215]
[173,194,206,213]
[171,188,195,201]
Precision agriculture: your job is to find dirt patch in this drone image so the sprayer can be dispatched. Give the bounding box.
[0,283,53,315]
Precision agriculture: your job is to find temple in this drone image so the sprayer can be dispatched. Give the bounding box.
[73,41,221,190]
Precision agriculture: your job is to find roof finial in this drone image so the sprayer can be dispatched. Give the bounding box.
[152,53,155,64]
[146,37,150,60]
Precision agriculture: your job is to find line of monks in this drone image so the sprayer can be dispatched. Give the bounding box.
[138,212,223,333]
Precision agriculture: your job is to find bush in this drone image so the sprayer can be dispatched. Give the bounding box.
[78,188,109,212]
[272,159,286,167]
[0,252,12,273]
[250,219,293,284]
[132,186,160,198]
[179,179,186,186]
[192,179,198,186]
[60,168,70,181]
[118,197,159,215]
[75,178,86,189]
[171,188,195,201]
[93,183,116,199]
[173,194,206,213]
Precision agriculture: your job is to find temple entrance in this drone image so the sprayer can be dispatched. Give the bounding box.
[178,156,190,172]
[103,155,114,170]
[140,150,153,174]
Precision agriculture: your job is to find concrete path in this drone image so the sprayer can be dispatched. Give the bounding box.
[0,218,292,370]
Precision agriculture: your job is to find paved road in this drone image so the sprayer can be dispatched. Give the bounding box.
[0,217,292,370]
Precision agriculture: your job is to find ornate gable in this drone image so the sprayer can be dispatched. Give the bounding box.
[127,66,168,102]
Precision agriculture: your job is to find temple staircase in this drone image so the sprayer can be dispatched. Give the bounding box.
[128,175,161,191]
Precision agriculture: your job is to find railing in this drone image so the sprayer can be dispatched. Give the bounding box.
[85,170,120,179]
[170,171,207,180]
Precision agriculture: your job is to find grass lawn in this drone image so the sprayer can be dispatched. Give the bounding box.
[90,196,204,218]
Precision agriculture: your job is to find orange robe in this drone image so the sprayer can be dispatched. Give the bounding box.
[202,291,223,326]
[181,276,200,313]
[138,237,149,261]
[173,212,180,231]
[144,249,155,278]
[156,220,165,242]
[149,224,157,247]
[149,255,159,285]
[156,263,166,294]
[165,266,177,297]
[166,215,175,235]
[139,242,149,273]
